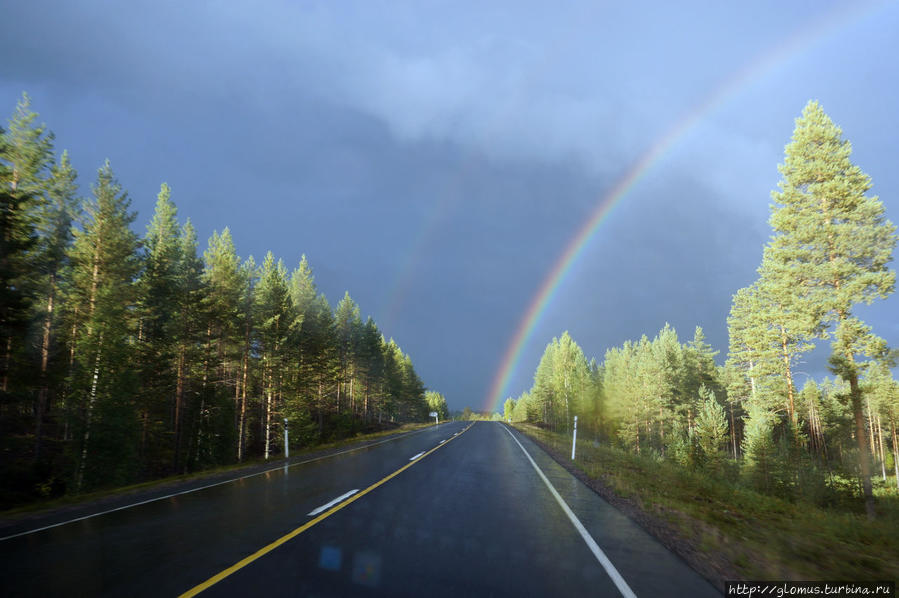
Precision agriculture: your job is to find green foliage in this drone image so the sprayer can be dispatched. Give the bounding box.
[695,386,727,468]
[426,390,449,420]
[742,405,776,493]
[0,95,433,506]
[66,161,141,490]
[531,331,591,431]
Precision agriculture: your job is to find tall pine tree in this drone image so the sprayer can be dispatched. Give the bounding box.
[67,161,140,490]
[768,101,896,516]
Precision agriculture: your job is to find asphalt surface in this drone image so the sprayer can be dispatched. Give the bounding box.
[1,421,720,597]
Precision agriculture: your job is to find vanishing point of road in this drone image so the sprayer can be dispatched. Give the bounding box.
[1,421,719,597]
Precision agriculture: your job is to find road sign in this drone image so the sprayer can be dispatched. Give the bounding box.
[429,411,437,417]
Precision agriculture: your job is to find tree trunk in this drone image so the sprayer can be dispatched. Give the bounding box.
[866,398,877,460]
[174,346,184,470]
[748,359,757,400]
[75,336,103,492]
[847,369,875,518]
[318,379,324,437]
[1,336,10,393]
[877,413,886,482]
[659,406,665,458]
[891,416,898,490]
[729,401,737,459]
[264,388,271,460]
[779,326,796,428]
[237,344,248,462]
[195,325,212,471]
[34,274,58,460]
[634,415,640,454]
[62,307,79,441]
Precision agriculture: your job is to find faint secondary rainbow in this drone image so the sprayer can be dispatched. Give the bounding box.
[483,1,887,413]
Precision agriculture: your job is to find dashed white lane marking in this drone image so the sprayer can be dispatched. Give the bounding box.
[501,425,637,598]
[307,490,359,516]
[439,440,446,444]
[0,425,441,542]
[409,451,425,461]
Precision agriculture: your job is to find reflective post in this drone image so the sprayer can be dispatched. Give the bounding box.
[571,415,578,460]
[284,417,289,460]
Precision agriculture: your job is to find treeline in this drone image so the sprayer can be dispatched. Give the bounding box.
[505,101,898,516]
[0,94,431,504]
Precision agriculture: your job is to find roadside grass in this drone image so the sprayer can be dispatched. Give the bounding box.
[1,421,435,519]
[514,423,899,582]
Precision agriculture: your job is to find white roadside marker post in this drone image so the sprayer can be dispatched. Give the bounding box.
[571,415,577,460]
[284,418,289,460]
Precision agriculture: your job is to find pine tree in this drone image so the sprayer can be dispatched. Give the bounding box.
[0,93,54,397]
[356,317,383,422]
[136,184,184,474]
[172,219,204,470]
[0,156,37,401]
[33,151,80,458]
[67,161,140,490]
[757,239,819,429]
[235,255,257,462]
[254,252,292,459]
[769,101,896,516]
[683,326,720,427]
[727,286,769,405]
[334,291,362,418]
[196,228,243,467]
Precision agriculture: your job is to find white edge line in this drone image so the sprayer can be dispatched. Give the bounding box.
[0,423,448,542]
[307,489,359,516]
[501,425,638,598]
[409,451,425,461]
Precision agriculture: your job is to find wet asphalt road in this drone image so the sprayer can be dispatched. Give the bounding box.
[1,421,720,597]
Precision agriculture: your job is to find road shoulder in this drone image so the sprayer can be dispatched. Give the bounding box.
[0,424,434,539]
[510,423,734,594]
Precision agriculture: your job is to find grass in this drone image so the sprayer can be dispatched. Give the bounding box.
[1,421,434,519]
[515,423,899,583]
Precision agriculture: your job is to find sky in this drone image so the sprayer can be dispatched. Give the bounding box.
[2,1,897,412]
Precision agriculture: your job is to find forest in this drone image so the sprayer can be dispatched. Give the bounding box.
[0,94,443,506]
[505,101,898,518]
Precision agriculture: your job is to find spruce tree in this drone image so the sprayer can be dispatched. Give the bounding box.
[742,404,776,492]
[695,386,728,469]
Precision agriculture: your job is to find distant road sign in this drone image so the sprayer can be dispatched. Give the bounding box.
[429,411,437,417]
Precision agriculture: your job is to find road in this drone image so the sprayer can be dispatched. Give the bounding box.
[1,421,720,597]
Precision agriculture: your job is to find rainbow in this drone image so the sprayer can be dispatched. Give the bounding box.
[482,1,887,413]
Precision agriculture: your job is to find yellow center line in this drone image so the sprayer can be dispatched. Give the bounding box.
[179,423,474,597]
